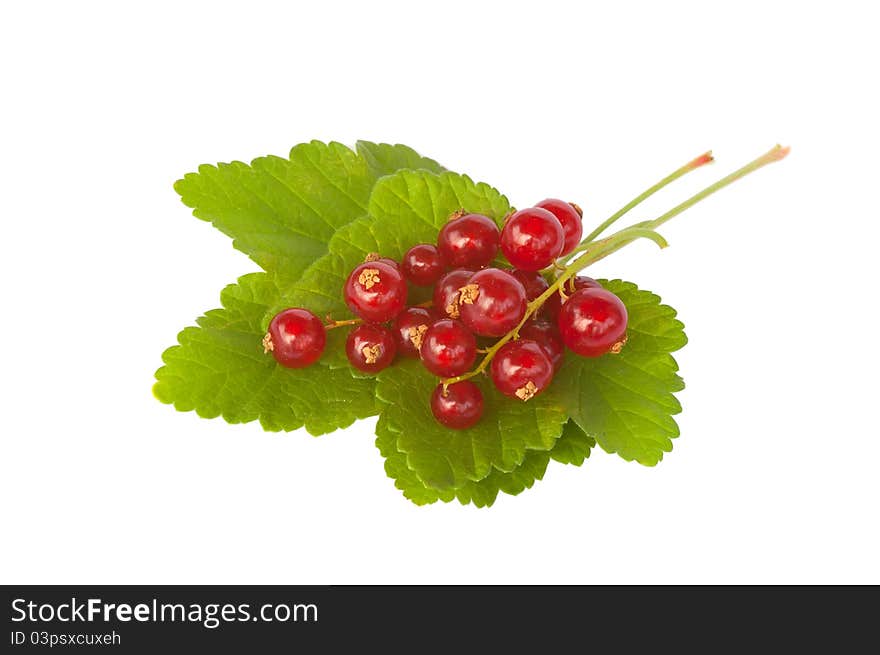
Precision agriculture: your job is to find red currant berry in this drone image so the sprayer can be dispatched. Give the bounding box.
[458,268,527,337]
[432,268,474,319]
[510,269,550,303]
[344,260,407,323]
[500,207,565,271]
[345,324,397,373]
[393,307,433,358]
[535,198,583,256]
[419,319,477,378]
[430,381,483,430]
[542,276,603,321]
[558,287,628,357]
[401,243,446,286]
[437,212,500,268]
[264,308,326,369]
[519,320,564,371]
[489,339,554,401]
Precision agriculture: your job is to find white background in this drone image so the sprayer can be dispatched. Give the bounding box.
[2,1,878,584]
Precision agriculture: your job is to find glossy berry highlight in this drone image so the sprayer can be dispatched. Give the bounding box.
[345,324,397,373]
[437,212,500,268]
[458,268,528,337]
[500,207,565,271]
[419,319,477,378]
[535,198,583,256]
[430,381,484,430]
[264,308,326,369]
[401,243,446,287]
[489,339,554,401]
[343,260,408,323]
[558,287,628,357]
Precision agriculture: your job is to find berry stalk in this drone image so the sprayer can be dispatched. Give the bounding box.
[640,144,790,231]
[576,150,714,248]
[574,145,792,266]
[440,225,666,388]
[442,144,789,388]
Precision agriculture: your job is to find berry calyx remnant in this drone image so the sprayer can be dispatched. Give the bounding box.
[393,307,434,358]
[433,269,474,319]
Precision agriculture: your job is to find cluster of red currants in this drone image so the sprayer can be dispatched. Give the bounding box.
[263,199,628,429]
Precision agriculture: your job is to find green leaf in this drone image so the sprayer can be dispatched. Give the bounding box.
[281,169,512,313]
[364,169,512,260]
[376,406,553,509]
[375,359,566,490]
[159,141,444,427]
[375,413,454,506]
[453,451,551,508]
[554,279,687,466]
[160,141,691,507]
[357,141,445,178]
[173,141,443,284]
[550,420,597,467]
[153,273,377,435]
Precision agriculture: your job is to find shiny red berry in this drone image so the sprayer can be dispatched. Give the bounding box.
[432,269,474,319]
[343,260,407,323]
[401,244,445,286]
[489,339,554,401]
[458,268,527,337]
[510,269,550,303]
[535,198,583,256]
[519,320,564,371]
[437,212,500,268]
[345,324,397,373]
[419,319,476,378]
[393,307,433,358]
[500,207,565,271]
[264,308,326,369]
[558,287,628,357]
[542,276,603,321]
[430,381,483,430]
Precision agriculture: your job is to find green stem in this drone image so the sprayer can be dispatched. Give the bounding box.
[441,226,667,388]
[325,317,362,330]
[640,144,790,230]
[595,144,792,256]
[576,150,714,250]
[441,144,790,390]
